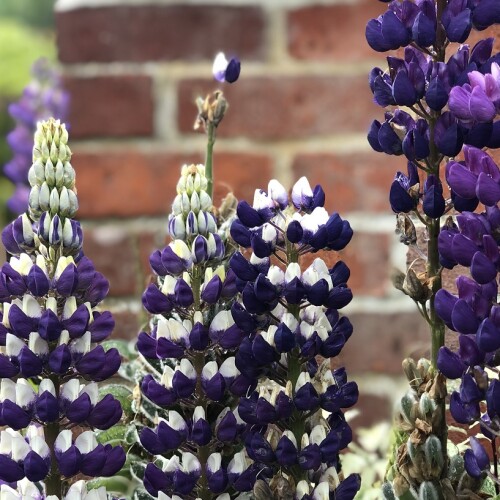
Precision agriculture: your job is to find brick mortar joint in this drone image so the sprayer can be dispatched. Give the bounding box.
[56,0,367,13]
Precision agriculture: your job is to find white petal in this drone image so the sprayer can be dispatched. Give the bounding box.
[202,361,218,380]
[75,430,98,454]
[39,378,56,396]
[6,333,25,357]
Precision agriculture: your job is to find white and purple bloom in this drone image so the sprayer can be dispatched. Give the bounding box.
[0,119,124,497]
[212,52,241,84]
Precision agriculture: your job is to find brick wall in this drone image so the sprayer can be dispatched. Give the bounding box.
[54,0,427,430]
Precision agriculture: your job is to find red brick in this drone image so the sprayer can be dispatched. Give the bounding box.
[178,76,381,139]
[301,232,391,297]
[287,1,388,61]
[348,393,392,431]
[73,149,273,218]
[83,227,138,296]
[292,152,404,214]
[65,76,154,138]
[109,310,140,341]
[339,312,430,374]
[56,6,265,63]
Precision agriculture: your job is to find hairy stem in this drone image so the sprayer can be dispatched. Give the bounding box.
[44,375,62,497]
[205,122,216,201]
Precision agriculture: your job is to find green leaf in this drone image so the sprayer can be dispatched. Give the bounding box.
[99,384,133,416]
[479,476,498,496]
[87,476,132,495]
[0,19,55,95]
[96,425,127,446]
[133,488,155,500]
[130,461,147,482]
[102,339,135,358]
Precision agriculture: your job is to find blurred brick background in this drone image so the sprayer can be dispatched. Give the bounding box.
[53,0,447,432]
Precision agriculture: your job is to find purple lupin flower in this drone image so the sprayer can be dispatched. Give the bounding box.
[136,164,257,498]
[230,176,360,497]
[4,59,69,215]
[366,0,500,496]
[0,119,124,498]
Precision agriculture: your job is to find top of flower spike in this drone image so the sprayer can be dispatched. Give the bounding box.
[28,118,78,220]
[176,164,209,196]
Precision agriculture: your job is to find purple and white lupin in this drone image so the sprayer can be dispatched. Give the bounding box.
[4,59,69,215]
[230,177,360,499]
[0,118,124,498]
[137,164,258,499]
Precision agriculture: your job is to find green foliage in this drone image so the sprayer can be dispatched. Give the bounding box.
[0,0,56,29]
[0,19,55,97]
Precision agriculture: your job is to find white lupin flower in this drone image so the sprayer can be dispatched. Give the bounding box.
[6,333,25,356]
[10,253,34,276]
[210,310,234,332]
[30,435,50,458]
[268,179,288,208]
[309,424,327,445]
[63,296,78,319]
[182,452,201,473]
[219,357,239,379]
[16,379,36,407]
[202,360,218,380]
[285,262,301,283]
[75,430,98,454]
[296,480,311,497]
[178,358,196,380]
[261,223,277,243]
[22,294,42,318]
[45,296,58,313]
[312,482,330,500]
[193,406,205,422]
[207,452,222,473]
[291,176,313,207]
[39,378,56,396]
[282,429,297,447]
[263,325,277,347]
[295,371,311,392]
[267,265,284,285]
[228,450,248,474]
[161,275,177,296]
[213,52,229,82]
[70,331,91,354]
[29,332,49,356]
[161,365,175,389]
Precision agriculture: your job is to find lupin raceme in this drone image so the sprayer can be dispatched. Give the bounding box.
[137,163,260,499]
[229,176,361,499]
[0,118,125,499]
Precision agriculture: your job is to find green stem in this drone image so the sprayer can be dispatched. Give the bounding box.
[44,376,62,497]
[191,267,212,499]
[205,122,216,201]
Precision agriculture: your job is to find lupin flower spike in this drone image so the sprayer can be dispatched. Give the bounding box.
[0,118,124,498]
[366,0,500,497]
[136,161,257,499]
[4,59,69,215]
[230,177,360,499]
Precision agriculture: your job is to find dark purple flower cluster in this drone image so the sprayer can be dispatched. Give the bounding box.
[367,0,500,53]
[4,59,69,215]
[137,164,259,499]
[369,40,500,168]
[229,177,360,499]
[436,149,500,479]
[0,119,124,497]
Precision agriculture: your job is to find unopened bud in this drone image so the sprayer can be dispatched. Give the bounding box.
[418,481,439,500]
[423,435,444,473]
[195,90,228,129]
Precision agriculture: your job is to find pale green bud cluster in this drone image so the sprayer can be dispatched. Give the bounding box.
[168,164,217,241]
[28,119,78,220]
[172,164,212,216]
